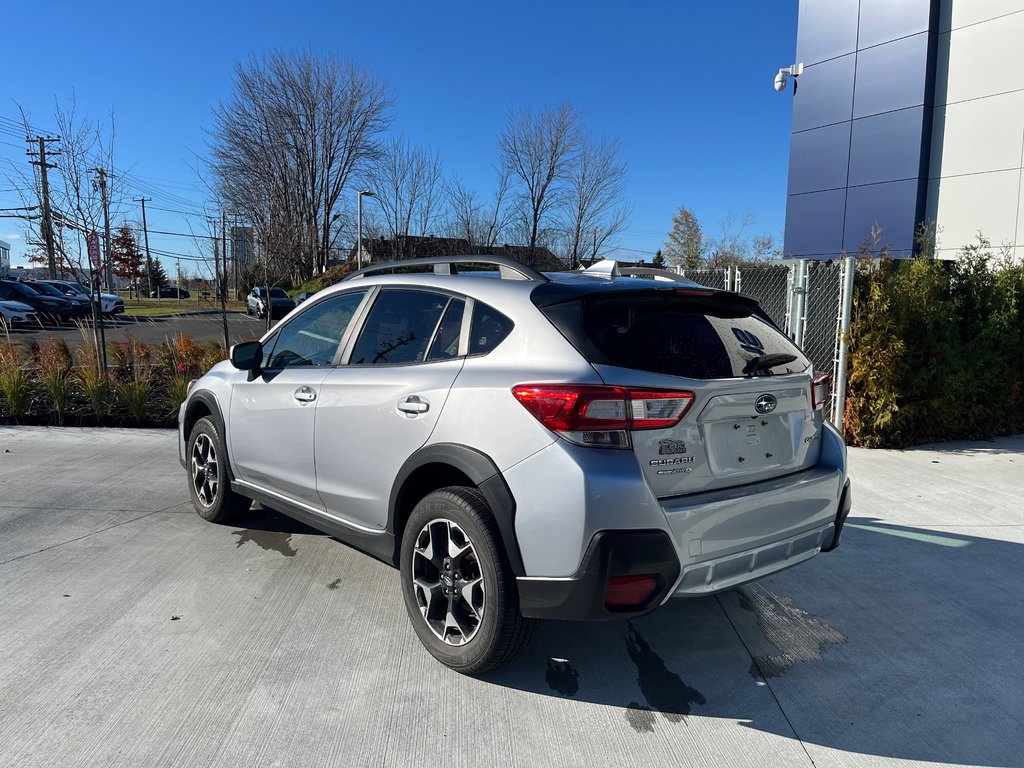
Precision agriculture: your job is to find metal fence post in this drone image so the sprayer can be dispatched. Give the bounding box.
[831,255,856,431]
[793,259,808,348]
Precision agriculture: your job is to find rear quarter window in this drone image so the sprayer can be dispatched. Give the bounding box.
[541,291,809,379]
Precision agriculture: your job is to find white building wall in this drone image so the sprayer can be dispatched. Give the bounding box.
[928,1,1024,258]
[0,240,9,276]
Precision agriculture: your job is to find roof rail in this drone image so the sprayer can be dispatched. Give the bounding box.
[343,255,550,282]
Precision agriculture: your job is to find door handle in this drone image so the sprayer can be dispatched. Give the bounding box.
[293,386,317,403]
[398,395,429,414]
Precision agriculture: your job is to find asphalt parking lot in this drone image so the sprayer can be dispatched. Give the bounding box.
[3,311,265,350]
[0,428,1021,768]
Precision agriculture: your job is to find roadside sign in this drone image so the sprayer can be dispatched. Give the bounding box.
[87,231,101,270]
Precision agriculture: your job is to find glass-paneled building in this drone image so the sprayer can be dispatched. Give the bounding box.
[784,0,1024,260]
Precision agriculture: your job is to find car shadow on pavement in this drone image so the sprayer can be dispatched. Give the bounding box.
[482,519,1024,767]
[216,503,325,537]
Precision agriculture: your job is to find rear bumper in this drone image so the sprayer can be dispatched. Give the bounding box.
[517,530,680,620]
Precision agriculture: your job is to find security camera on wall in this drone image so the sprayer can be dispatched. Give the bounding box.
[774,63,803,93]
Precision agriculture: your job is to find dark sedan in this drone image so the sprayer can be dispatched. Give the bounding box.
[21,281,91,319]
[150,287,191,299]
[0,280,76,323]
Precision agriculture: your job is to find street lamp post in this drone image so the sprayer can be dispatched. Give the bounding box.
[356,190,374,270]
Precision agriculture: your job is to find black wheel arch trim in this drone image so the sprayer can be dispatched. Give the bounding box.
[182,391,236,482]
[389,443,525,576]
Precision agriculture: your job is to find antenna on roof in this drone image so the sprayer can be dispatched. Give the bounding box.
[582,259,621,279]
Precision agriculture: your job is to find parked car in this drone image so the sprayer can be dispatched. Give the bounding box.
[150,286,190,299]
[180,257,851,674]
[0,299,39,326]
[45,280,125,316]
[21,281,89,320]
[0,280,75,323]
[246,286,296,319]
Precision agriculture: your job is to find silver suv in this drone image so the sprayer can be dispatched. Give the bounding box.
[179,257,851,673]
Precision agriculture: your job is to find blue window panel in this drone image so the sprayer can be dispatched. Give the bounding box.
[853,33,930,118]
[858,0,932,50]
[843,179,920,254]
[796,0,859,65]
[792,53,857,132]
[788,121,852,195]
[784,189,848,258]
[848,106,925,187]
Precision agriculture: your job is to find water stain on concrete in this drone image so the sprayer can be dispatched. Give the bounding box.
[326,578,342,590]
[545,659,580,697]
[625,622,706,724]
[232,529,297,557]
[625,702,656,733]
[736,584,847,679]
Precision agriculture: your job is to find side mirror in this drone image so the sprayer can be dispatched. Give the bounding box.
[230,340,263,371]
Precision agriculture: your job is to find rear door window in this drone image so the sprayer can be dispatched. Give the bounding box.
[541,290,808,379]
[350,289,450,365]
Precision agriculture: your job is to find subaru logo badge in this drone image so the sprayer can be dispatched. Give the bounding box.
[754,394,777,414]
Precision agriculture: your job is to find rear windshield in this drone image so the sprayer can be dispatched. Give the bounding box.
[541,290,809,379]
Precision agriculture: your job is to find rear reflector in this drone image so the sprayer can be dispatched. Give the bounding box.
[811,371,831,411]
[605,575,659,610]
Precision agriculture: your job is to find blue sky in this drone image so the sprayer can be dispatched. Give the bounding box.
[0,0,798,270]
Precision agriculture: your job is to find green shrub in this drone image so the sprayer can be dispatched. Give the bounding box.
[0,345,32,422]
[33,335,74,425]
[844,236,1024,447]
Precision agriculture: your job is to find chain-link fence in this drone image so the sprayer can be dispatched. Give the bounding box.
[681,268,727,290]
[734,265,790,328]
[800,261,843,378]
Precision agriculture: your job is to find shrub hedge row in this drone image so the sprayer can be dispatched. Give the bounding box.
[843,238,1024,447]
[0,334,224,429]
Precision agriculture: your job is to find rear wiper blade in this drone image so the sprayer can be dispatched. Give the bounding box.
[742,353,797,375]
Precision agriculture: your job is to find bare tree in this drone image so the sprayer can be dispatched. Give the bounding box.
[363,135,444,259]
[211,51,391,282]
[444,168,513,250]
[499,103,581,256]
[562,134,630,268]
[706,209,756,268]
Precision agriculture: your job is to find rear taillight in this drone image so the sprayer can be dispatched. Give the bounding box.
[511,384,694,449]
[605,575,659,610]
[811,371,831,411]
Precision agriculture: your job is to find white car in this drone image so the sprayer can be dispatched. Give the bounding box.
[46,281,125,316]
[0,300,39,326]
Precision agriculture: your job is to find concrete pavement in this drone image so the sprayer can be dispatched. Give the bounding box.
[0,427,1021,767]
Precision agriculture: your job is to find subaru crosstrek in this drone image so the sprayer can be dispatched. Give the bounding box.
[179,256,851,673]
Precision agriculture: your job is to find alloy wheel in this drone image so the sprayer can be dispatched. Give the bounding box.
[190,433,219,507]
[412,519,485,646]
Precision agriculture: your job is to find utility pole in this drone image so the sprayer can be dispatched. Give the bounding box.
[220,210,229,351]
[27,136,60,279]
[91,168,114,292]
[136,198,154,304]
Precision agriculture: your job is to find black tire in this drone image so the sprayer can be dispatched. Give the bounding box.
[186,416,251,523]
[400,486,536,674]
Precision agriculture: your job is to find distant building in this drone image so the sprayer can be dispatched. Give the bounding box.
[346,235,566,271]
[231,226,255,268]
[0,240,9,277]
[784,0,1024,260]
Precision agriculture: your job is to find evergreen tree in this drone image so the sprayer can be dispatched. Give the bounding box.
[652,249,666,269]
[663,206,705,269]
[140,258,169,293]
